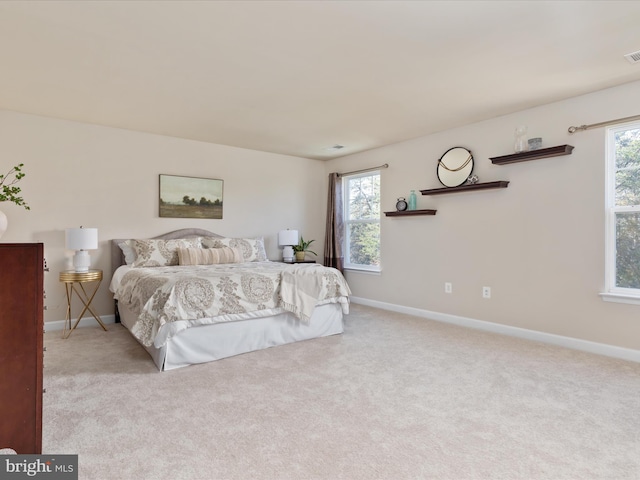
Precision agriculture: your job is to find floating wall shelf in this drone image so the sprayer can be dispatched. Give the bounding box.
[384,209,437,217]
[489,144,574,165]
[420,181,509,196]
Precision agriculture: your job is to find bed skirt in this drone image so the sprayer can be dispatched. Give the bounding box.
[117,302,345,371]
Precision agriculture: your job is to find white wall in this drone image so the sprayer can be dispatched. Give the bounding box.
[325,80,640,351]
[4,80,640,351]
[0,111,327,323]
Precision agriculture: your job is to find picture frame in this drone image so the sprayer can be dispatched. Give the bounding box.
[159,174,223,219]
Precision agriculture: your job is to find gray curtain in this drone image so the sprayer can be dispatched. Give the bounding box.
[323,172,344,272]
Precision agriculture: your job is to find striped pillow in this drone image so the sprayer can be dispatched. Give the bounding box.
[178,247,244,266]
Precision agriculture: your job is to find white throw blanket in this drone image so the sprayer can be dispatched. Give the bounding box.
[279,264,351,322]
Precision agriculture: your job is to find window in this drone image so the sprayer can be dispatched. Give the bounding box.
[604,122,640,302]
[343,170,381,271]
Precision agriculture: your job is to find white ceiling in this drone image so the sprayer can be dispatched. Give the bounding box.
[1,1,639,160]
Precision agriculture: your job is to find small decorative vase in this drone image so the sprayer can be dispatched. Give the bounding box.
[514,125,528,153]
[528,137,542,150]
[408,190,417,211]
[295,251,305,262]
[0,209,7,239]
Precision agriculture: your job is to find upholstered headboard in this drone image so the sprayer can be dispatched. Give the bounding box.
[110,228,222,278]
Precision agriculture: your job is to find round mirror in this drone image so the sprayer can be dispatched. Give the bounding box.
[437,147,474,187]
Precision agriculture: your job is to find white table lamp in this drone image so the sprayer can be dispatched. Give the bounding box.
[66,227,98,272]
[278,229,298,262]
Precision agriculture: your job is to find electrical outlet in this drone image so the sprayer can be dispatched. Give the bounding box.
[482,286,491,299]
[445,282,452,294]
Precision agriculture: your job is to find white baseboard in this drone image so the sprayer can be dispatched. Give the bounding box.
[44,314,117,332]
[350,296,640,363]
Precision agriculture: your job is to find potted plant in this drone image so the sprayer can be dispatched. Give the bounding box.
[292,236,317,262]
[0,163,30,238]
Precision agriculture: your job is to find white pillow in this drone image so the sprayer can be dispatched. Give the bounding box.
[178,247,244,265]
[200,236,267,262]
[118,241,137,265]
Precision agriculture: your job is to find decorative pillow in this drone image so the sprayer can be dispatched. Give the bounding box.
[178,247,244,266]
[118,241,137,265]
[200,236,267,262]
[130,238,202,267]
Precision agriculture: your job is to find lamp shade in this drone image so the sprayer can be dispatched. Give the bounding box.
[65,227,98,250]
[278,229,298,246]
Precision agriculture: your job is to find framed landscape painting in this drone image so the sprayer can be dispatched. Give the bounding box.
[159,174,223,219]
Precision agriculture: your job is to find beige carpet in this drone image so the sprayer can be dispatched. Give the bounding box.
[43,304,640,480]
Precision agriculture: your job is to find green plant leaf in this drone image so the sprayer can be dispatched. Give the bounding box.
[0,164,30,209]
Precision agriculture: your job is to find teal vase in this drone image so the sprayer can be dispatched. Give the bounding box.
[408,190,417,211]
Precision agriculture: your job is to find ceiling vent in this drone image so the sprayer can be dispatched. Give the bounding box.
[624,50,640,64]
[326,144,345,151]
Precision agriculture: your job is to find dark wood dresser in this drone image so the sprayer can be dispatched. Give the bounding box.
[0,243,44,453]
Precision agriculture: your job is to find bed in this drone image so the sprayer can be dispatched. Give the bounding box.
[109,229,350,371]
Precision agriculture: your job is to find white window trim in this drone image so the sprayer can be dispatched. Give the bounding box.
[600,292,640,305]
[343,170,381,273]
[343,267,382,275]
[602,121,640,305]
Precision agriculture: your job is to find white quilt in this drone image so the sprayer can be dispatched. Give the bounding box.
[112,262,350,347]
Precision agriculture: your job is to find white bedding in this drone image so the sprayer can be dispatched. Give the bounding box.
[110,262,350,350]
[117,300,345,370]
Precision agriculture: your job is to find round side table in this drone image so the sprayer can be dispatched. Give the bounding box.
[59,269,107,338]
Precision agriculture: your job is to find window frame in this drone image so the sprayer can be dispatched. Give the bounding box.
[602,121,640,304]
[342,170,381,273]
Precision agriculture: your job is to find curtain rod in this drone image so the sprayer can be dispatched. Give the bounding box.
[337,163,389,177]
[568,114,640,134]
